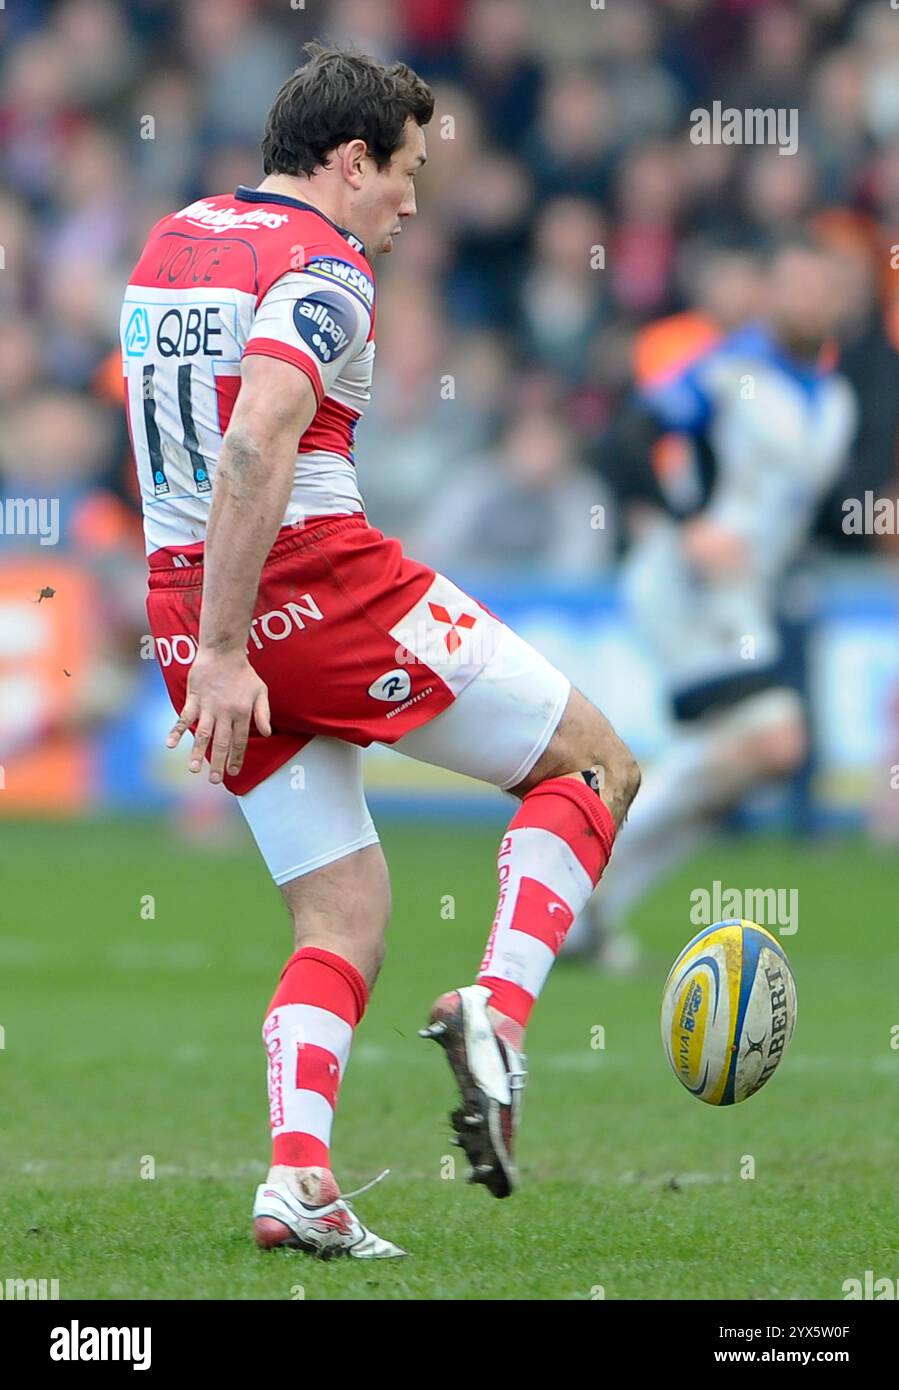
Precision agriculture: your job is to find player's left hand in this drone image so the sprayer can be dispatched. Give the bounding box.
[166,648,272,784]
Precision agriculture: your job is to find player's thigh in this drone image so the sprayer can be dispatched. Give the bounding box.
[392,622,571,792]
[237,738,389,974]
[236,735,382,888]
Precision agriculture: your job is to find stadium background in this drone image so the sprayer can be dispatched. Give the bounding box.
[2,0,899,1304]
[3,0,899,828]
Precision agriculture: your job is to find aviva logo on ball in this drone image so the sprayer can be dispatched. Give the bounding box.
[660,919,797,1105]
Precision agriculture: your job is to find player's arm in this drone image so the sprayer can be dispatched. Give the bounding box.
[641,356,751,577]
[590,399,669,510]
[593,357,716,514]
[167,354,317,783]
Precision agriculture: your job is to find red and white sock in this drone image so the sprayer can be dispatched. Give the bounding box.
[262,945,368,1203]
[477,776,616,1043]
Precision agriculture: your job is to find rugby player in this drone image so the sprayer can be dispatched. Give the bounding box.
[571,238,855,968]
[120,45,639,1258]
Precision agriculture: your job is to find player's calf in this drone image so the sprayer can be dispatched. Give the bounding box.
[280,840,390,981]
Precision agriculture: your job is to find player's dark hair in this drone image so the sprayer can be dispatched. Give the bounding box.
[262,42,434,177]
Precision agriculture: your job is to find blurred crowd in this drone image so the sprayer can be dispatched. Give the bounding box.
[2,0,899,825]
[2,0,899,585]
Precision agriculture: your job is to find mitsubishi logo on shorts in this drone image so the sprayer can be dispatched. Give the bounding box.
[428,601,478,655]
[368,668,412,702]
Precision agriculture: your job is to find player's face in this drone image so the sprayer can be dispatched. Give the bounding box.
[360,119,427,257]
[767,249,841,358]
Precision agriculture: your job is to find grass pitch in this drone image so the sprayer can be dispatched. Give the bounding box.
[1,815,897,1300]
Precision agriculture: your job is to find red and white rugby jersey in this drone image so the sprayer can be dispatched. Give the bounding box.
[120,187,377,557]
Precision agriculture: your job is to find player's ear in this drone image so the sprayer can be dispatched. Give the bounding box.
[340,139,369,188]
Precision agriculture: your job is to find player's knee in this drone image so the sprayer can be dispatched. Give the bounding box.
[749,719,807,780]
[528,703,640,827]
[619,743,642,811]
[593,735,641,827]
[569,735,640,829]
[559,696,641,820]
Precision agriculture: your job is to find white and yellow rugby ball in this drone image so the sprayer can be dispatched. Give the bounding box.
[661,919,797,1105]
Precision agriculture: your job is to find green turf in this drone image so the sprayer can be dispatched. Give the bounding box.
[1,816,897,1299]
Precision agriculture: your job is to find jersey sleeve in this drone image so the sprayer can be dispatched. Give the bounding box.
[243,265,373,404]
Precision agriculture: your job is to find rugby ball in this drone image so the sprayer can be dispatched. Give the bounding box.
[660,919,797,1105]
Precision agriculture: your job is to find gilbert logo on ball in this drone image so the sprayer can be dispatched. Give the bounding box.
[660,919,797,1105]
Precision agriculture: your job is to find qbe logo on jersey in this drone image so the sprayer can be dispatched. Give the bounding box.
[292,291,355,365]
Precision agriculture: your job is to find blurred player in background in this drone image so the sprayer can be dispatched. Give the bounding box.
[568,238,856,969]
[120,45,639,1258]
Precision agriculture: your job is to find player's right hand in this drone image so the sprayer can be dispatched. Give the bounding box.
[167,648,272,784]
[681,516,749,579]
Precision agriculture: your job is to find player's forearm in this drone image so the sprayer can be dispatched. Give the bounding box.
[198,425,297,654]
